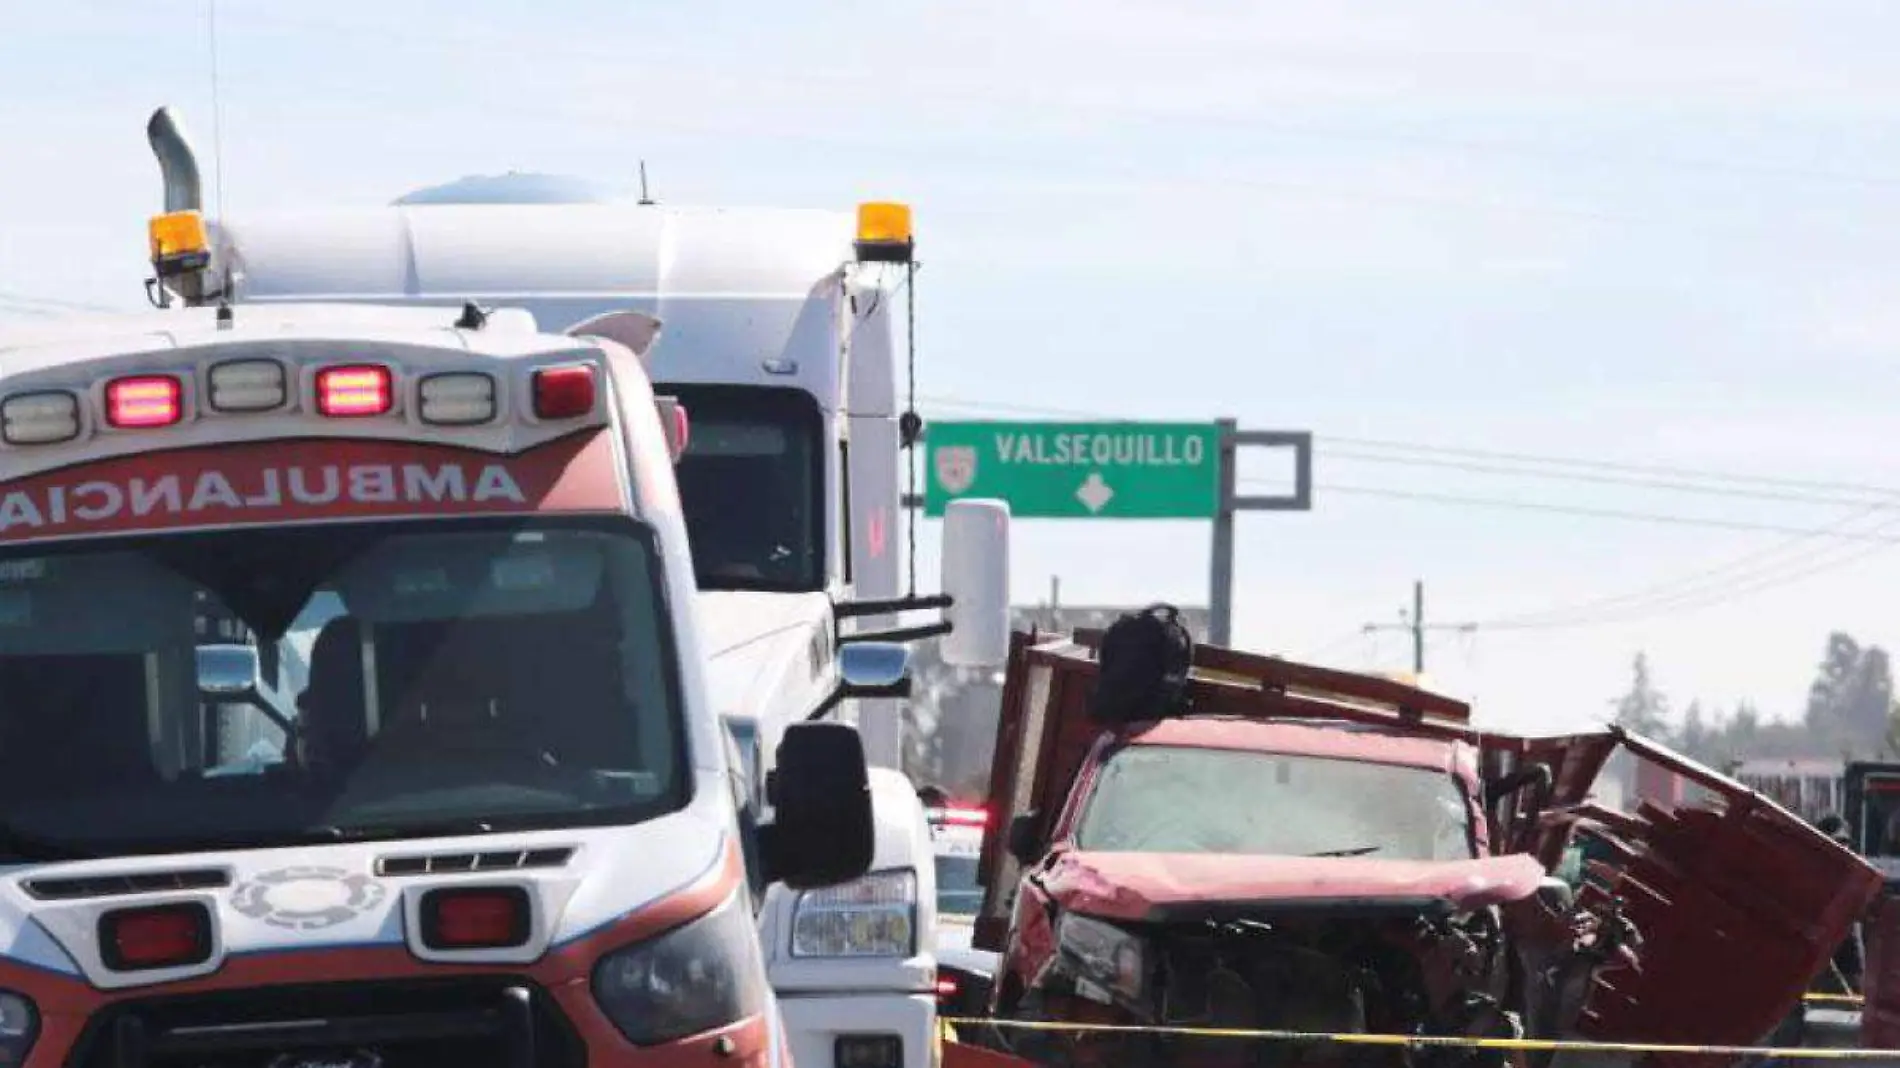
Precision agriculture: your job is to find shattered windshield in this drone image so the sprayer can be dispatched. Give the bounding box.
[663,384,825,592]
[0,516,684,859]
[1074,744,1474,861]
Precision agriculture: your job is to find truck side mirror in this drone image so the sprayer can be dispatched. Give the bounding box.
[196,644,262,700]
[838,641,912,700]
[940,498,1011,668]
[1007,812,1043,866]
[762,721,874,889]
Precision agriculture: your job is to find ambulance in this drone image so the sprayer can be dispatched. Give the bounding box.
[0,274,895,1066]
[116,106,1015,1068]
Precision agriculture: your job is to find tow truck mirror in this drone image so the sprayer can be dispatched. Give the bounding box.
[196,644,263,699]
[762,721,874,889]
[940,498,1011,668]
[1007,812,1043,866]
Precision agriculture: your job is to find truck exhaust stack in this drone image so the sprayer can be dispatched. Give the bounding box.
[146,107,203,214]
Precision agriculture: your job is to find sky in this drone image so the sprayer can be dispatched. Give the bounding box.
[5,0,1900,735]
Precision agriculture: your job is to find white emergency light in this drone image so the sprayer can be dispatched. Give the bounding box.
[418,372,498,426]
[0,391,81,445]
[207,359,288,413]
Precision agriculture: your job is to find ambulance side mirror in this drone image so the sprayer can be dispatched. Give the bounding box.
[655,397,690,464]
[762,721,874,889]
[940,498,1011,668]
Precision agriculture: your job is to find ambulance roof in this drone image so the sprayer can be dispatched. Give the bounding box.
[0,303,554,379]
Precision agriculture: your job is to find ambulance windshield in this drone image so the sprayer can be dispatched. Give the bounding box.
[664,384,825,592]
[0,516,685,858]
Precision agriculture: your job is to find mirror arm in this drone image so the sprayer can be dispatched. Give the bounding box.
[834,593,952,619]
[806,677,914,721]
[840,621,951,645]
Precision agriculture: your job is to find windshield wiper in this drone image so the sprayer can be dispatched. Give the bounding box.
[304,819,510,843]
[1306,845,1382,858]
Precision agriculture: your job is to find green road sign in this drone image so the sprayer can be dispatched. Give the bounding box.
[923,421,1222,519]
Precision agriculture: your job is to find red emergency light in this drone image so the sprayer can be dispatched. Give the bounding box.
[99,902,212,971]
[935,806,987,827]
[316,365,393,417]
[532,365,597,420]
[105,375,183,429]
[935,976,959,999]
[419,887,531,950]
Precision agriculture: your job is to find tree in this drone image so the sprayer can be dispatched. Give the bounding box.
[1802,632,1894,754]
[1612,652,1671,738]
[1679,700,1710,758]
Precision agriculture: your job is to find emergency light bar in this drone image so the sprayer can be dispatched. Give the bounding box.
[0,349,614,452]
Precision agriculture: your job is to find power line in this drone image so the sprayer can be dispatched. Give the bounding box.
[1359,580,1477,674]
[920,393,1900,502]
[1323,448,1900,509]
[1310,482,1900,543]
[1477,501,1900,629]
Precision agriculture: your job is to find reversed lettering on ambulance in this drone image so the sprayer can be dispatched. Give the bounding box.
[0,430,628,543]
[0,463,527,534]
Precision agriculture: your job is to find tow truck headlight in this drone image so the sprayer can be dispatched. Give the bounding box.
[0,989,39,1061]
[0,391,80,445]
[591,891,767,1046]
[790,869,916,958]
[1056,914,1146,1004]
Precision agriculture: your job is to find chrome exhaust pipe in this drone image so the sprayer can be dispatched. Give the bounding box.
[146,107,203,214]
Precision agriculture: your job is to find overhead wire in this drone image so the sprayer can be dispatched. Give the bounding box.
[917,393,1900,631]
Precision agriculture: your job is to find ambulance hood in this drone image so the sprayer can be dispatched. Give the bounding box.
[0,786,733,991]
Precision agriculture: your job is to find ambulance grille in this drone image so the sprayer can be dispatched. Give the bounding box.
[23,868,230,901]
[375,846,575,876]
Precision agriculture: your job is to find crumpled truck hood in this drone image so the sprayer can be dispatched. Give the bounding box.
[1044,850,1549,922]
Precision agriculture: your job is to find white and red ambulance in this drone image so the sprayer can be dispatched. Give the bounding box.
[0,267,879,1067]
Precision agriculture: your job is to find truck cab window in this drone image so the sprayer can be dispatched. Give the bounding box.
[662,384,826,592]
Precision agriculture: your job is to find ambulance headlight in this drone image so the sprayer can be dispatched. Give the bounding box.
[790,869,916,958]
[591,891,767,1045]
[0,391,80,445]
[0,989,40,1060]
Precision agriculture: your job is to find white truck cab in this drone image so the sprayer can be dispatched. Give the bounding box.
[138,106,1014,1068]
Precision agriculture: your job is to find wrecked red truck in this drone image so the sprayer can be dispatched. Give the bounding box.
[949,610,1885,1068]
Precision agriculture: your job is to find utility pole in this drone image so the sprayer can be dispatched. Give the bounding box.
[1362,580,1478,674]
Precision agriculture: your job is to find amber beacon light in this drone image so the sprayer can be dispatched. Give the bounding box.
[854,202,913,264]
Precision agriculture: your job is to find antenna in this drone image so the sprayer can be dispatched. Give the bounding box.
[205,0,227,224]
[637,161,654,205]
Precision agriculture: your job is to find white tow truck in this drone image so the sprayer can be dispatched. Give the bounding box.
[135,106,1014,1068]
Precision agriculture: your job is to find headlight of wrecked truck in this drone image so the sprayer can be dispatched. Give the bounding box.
[1055,914,1146,1004]
[791,869,917,958]
[0,990,36,1061]
[592,891,768,1046]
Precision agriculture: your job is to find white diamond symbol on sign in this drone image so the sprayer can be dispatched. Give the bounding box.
[1076,472,1114,514]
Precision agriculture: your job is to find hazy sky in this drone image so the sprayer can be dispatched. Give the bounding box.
[6,0,1900,734]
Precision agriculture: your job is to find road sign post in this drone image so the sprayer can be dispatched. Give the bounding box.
[918,418,1312,646]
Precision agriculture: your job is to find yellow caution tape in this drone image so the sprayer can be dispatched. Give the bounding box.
[939,1016,1900,1059]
